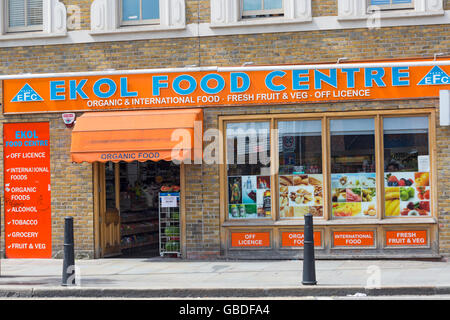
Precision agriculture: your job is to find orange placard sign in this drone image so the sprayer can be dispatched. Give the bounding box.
[386,230,427,246]
[3,60,450,114]
[3,122,52,258]
[231,232,270,247]
[281,231,322,247]
[333,231,374,247]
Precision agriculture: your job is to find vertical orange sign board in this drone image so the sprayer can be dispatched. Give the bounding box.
[333,231,374,247]
[231,232,270,247]
[386,230,427,246]
[281,231,322,247]
[3,122,51,258]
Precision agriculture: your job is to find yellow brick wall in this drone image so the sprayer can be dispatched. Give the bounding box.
[58,0,450,29]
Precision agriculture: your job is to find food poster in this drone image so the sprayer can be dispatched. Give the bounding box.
[228,175,271,219]
[279,174,323,218]
[331,173,377,218]
[384,172,430,217]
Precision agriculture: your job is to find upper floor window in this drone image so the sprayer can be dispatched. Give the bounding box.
[242,0,283,18]
[368,0,414,11]
[7,0,43,32]
[121,0,160,26]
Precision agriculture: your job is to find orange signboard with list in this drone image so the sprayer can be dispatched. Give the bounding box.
[3,122,52,258]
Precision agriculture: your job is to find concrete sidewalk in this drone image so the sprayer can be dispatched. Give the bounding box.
[0,258,449,298]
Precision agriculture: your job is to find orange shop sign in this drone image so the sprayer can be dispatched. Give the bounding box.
[2,59,450,114]
[231,232,270,247]
[386,230,427,246]
[281,231,322,247]
[3,122,52,258]
[333,231,375,247]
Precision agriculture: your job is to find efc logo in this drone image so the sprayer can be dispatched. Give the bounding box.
[11,84,44,102]
[418,66,450,85]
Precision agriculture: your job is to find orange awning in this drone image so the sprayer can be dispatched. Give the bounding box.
[70,109,203,163]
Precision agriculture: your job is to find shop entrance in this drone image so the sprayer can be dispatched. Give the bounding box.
[96,160,181,258]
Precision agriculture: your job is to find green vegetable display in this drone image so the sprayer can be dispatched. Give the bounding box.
[165,241,180,252]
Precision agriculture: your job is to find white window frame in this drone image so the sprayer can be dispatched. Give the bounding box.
[338,0,444,20]
[6,0,44,32]
[119,0,160,27]
[367,0,414,12]
[91,0,185,34]
[241,0,284,18]
[210,0,311,27]
[0,0,66,39]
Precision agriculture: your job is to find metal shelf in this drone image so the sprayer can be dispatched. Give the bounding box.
[159,192,181,257]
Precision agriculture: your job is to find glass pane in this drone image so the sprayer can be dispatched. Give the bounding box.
[383,116,430,217]
[226,122,271,219]
[392,0,412,4]
[142,0,159,20]
[264,0,282,10]
[122,0,140,21]
[105,162,116,210]
[27,0,43,26]
[243,0,262,11]
[330,118,377,218]
[278,120,323,218]
[9,0,26,28]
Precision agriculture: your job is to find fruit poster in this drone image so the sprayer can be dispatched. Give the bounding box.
[384,172,430,217]
[279,174,323,218]
[228,175,271,219]
[3,122,52,258]
[331,173,377,218]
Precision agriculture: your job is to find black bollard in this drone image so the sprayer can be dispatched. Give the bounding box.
[302,213,317,285]
[62,216,75,286]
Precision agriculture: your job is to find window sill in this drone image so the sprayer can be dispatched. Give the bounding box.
[222,217,437,227]
[0,31,67,41]
[89,24,186,36]
[338,9,445,21]
[210,16,312,28]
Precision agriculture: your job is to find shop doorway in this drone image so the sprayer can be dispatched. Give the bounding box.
[95,161,181,258]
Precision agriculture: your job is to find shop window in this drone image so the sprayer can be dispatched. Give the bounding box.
[105,162,117,210]
[278,120,324,218]
[226,122,272,219]
[241,0,284,19]
[121,0,160,26]
[383,116,430,217]
[368,0,413,11]
[330,118,377,218]
[338,0,443,20]
[210,0,311,27]
[6,0,43,32]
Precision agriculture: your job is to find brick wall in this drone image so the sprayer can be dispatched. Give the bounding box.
[60,0,450,29]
